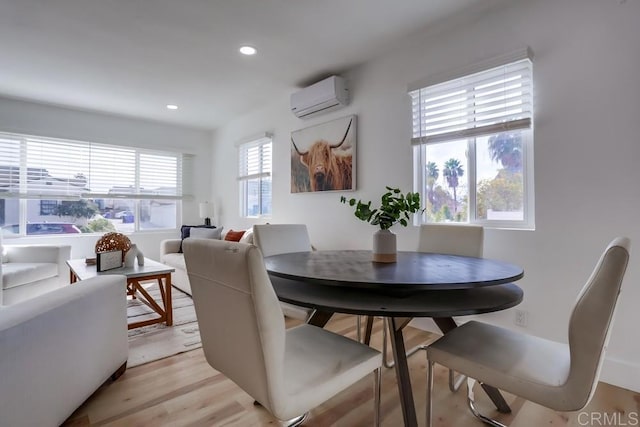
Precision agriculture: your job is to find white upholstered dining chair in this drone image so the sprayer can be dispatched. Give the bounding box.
[252,224,315,321]
[183,238,382,426]
[382,223,484,386]
[417,223,484,389]
[425,237,631,427]
[417,223,484,258]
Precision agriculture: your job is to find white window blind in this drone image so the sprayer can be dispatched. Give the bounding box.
[238,135,272,217]
[26,138,91,198]
[410,58,532,145]
[87,145,136,197]
[139,153,182,197]
[238,136,272,181]
[0,133,184,200]
[0,136,21,195]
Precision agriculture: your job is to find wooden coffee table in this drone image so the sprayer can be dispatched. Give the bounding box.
[67,258,175,330]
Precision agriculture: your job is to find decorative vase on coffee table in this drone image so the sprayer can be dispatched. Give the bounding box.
[372,229,397,263]
[124,244,137,268]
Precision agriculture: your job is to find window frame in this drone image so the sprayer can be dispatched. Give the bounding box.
[237,134,272,218]
[0,131,186,236]
[410,50,534,230]
[39,199,58,216]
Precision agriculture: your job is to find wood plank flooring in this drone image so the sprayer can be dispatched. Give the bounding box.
[65,315,639,426]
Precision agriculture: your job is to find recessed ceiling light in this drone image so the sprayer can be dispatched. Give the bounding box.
[166,104,178,110]
[239,45,257,56]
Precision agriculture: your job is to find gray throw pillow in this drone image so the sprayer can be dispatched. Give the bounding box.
[189,227,223,240]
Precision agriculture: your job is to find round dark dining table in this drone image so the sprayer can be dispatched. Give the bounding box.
[264,250,524,427]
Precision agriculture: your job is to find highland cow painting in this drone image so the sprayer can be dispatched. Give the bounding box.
[290,115,356,193]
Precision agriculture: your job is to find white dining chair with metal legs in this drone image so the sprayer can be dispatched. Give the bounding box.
[381,223,484,391]
[184,238,382,426]
[253,224,316,321]
[254,223,366,341]
[425,237,630,427]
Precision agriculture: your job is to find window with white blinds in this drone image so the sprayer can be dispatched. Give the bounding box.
[238,135,272,217]
[410,58,532,144]
[0,132,185,236]
[410,52,534,229]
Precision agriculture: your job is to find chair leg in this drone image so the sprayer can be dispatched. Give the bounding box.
[466,378,506,427]
[426,360,434,427]
[110,361,127,381]
[282,412,309,427]
[373,368,381,427]
[357,315,362,342]
[382,318,422,368]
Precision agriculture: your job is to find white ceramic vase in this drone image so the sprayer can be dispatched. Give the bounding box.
[124,244,137,268]
[372,229,397,263]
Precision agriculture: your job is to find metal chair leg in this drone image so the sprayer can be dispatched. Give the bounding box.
[282,412,309,427]
[466,378,506,427]
[373,368,381,427]
[394,322,464,392]
[426,360,434,427]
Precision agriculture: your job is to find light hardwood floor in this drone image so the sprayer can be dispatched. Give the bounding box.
[65,315,639,426]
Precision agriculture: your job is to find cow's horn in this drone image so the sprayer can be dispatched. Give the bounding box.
[329,118,353,149]
[291,137,306,155]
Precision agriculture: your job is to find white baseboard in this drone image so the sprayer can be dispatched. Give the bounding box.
[600,357,640,393]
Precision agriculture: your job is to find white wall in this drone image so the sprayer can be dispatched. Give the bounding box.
[212,0,640,392]
[0,97,213,260]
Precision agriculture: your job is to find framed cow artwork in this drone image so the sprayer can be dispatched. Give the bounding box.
[290,114,356,193]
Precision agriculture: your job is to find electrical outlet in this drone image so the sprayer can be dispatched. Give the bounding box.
[515,309,528,327]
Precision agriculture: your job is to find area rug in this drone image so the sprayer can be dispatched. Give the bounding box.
[127,284,202,367]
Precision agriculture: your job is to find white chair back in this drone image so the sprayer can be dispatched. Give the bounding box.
[184,238,382,423]
[253,224,312,257]
[183,239,286,409]
[417,223,484,257]
[565,237,630,408]
[252,224,314,320]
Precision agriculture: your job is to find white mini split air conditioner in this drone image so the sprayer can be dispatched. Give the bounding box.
[290,75,349,119]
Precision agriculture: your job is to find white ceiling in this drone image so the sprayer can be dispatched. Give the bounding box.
[0,0,493,131]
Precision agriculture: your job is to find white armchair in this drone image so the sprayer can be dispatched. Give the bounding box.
[1,244,71,305]
[0,274,129,427]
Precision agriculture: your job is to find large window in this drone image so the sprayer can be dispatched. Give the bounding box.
[238,135,272,218]
[410,51,534,229]
[0,132,185,236]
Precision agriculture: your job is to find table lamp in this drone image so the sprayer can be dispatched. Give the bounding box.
[199,201,213,226]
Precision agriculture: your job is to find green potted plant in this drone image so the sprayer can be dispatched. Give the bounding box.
[341,187,422,262]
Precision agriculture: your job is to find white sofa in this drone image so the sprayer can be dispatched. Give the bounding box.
[0,274,129,427]
[161,228,253,295]
[1,244,72,305]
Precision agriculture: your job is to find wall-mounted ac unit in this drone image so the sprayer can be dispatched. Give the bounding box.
[290,75,349,119]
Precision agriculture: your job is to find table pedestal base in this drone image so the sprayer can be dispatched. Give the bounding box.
[271,274,523,427]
